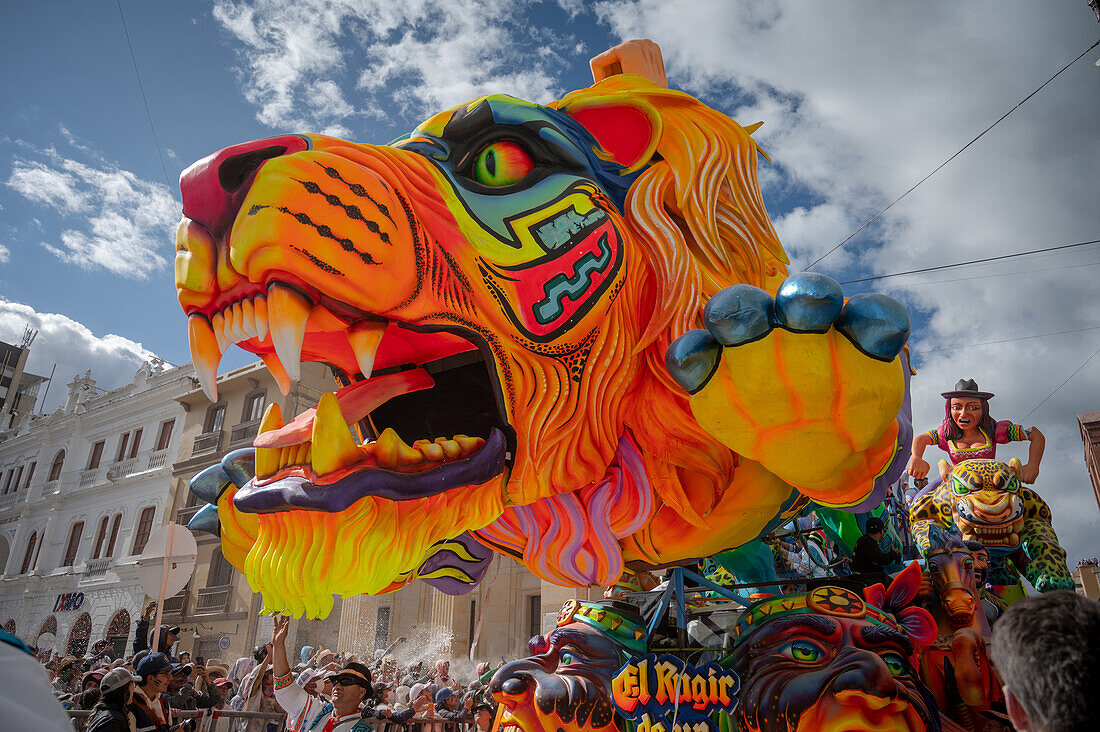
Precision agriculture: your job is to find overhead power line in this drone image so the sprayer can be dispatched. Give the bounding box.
[889,259,1100,289]
[117,0,175,197]
[805,36,1100,272]
[838,238,1100,285]
[1023,342,1100,421]
[914,324,1100,356]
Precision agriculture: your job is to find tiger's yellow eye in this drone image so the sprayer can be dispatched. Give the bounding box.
[473,141,534,187]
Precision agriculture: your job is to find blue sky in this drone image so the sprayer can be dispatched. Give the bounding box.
[1,1,1098,563]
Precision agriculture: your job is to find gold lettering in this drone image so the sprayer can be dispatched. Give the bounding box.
[638,657,651,705]
[612,664,640,712]
[718,675,735,706]
[690,675,708,710]
[654,661,679,705]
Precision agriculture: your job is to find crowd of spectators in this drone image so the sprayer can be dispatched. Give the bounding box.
[30,613,505,732]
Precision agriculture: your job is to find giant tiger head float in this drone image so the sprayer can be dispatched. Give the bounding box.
[177,41,909,617]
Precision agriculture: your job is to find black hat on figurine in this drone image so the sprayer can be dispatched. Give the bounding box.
[941,378,994,400]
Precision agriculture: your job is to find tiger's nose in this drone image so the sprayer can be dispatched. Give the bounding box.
[179,134,310,237]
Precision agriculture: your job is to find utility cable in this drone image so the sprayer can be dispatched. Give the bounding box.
[887,259,1100,290]
[1022,342,1100,421]
[838,239,1100,285]
[117,0,175,197]
[805,37,1100,272]
[914,325,1100,356]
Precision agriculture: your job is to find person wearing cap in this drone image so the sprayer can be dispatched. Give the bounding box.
[131,652,175,732]
[271,615,374,732]
[908,378,1045,483]
[85,667,141,732]
[370,681,417,731]
[73,669,107,710]
[851,516,901,581]
[165,661,221,710]
[432,686,469,732]
[296,666,328,697]
[199,676,233,732]
[147,625,181,663]
[471,702,495,732]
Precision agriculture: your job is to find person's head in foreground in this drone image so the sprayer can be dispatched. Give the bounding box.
[327,661,374,716]
[98,667,141,710]
[865,516,886,541]
[136,653,172,696]
[990,591,1099,732]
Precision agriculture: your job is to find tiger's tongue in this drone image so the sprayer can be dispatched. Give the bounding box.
[253,368,435,448]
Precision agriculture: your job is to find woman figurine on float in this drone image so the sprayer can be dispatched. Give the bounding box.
[907,379,1045,483]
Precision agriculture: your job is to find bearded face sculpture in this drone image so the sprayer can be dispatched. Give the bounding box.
[489,600,645,732]
[728,565,939,732]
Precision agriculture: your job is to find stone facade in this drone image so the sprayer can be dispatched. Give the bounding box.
[0,360,190,657]
[164,360,343,665]
[1077,411,1100,513]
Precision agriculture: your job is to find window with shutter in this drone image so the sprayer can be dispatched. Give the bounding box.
[88,441,105,470]
[63,522,84,567]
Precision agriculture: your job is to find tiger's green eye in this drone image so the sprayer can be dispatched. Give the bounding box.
[952,480,969,496]
[472,140,534,187]
[559,651,574,665]
[881,652,907,676]
[786,641,824,663]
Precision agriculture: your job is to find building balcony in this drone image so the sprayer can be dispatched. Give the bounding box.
[176,504,202,525]
[161,587,189,619]
[147,449,169,470]
[107,457,139,481]
[194,585,234,615]
[192,430,223,458]
[79,468,99,488]
[228,419,261,448]
[0,492,17,511]
[84,558,112,578]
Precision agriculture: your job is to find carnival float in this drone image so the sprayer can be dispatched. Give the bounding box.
[174,39,1072,732]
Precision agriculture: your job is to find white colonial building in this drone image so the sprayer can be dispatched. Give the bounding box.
[0,359,194,658]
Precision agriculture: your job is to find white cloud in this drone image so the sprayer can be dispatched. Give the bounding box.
[598,1,1100,564]
[0,243,9,264]
[6,152,179,280]
[0,299,159,413]
[212,0,572,132]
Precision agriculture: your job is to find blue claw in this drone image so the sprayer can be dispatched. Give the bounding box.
[190,463,231,505]
[773,273,844,333]
[665,329,721,394]
[703,285,774,345]
[221,448,256,488]
[188,503,221,537]
[834,293,911,360]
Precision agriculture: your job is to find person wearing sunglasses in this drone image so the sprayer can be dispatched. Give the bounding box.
[270,615,375,732]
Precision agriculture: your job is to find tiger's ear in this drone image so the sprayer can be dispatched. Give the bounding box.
[564,98,661,174]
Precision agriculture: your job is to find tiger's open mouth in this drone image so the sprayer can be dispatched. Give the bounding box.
[184,276,511,513]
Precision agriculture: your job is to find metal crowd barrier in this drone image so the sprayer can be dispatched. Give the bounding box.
[67,708,287,732]
[68,709,483,732]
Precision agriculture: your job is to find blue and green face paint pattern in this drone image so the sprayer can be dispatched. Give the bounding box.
[393,95,643,342]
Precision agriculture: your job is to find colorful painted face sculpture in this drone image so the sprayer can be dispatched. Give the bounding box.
[910,459,1073,596]
[728,567,938,732]
[489,600,645,732]
[177,42,911,618]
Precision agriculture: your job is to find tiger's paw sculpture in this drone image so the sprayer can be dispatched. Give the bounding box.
[666,273,910,506]
[176,41,912,617]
